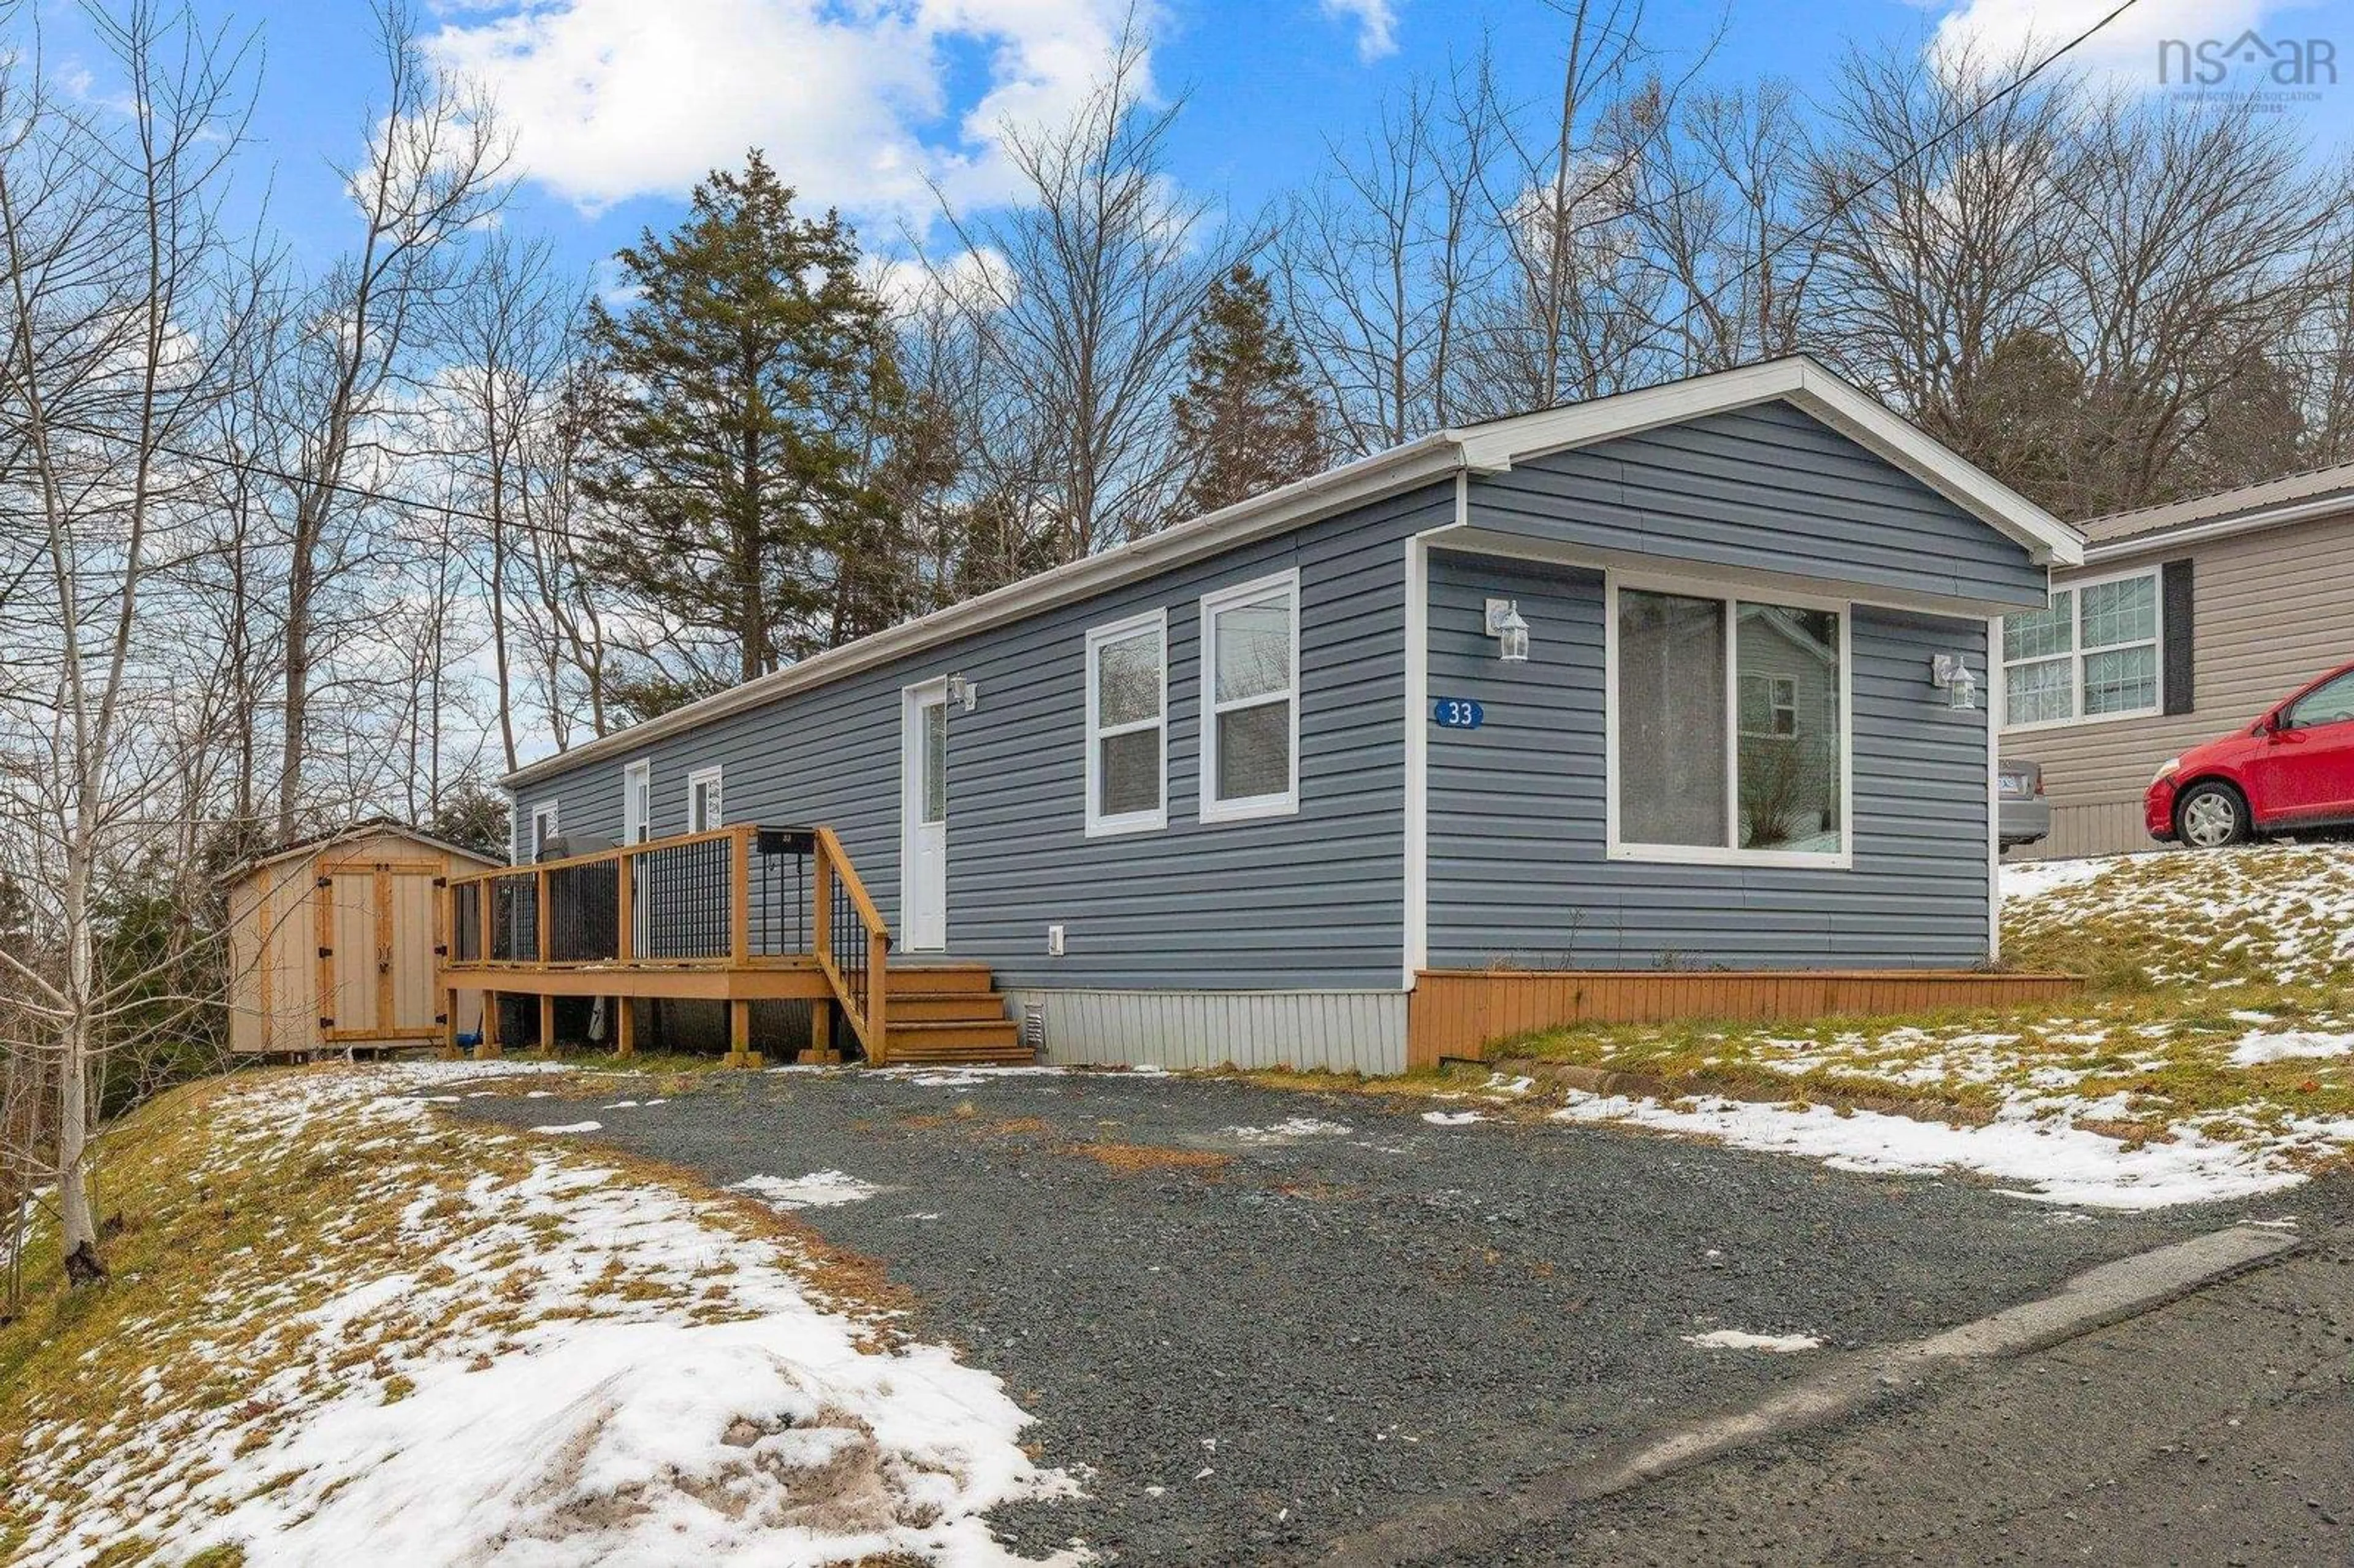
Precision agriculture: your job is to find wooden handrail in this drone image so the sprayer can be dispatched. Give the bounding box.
[446,825,745,886]
[814,826,887,934]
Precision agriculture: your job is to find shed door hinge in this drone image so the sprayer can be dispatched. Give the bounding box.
[433,876,447,888]
[435,1013,448,1025]
[318,945,333,959]
[433,943,448,956]
[316,875,332,889]
[318,1016,335,1028]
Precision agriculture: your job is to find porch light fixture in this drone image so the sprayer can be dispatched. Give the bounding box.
[946,674,979,712]
[1930,653,1978,712]
[1484,597,1531,664]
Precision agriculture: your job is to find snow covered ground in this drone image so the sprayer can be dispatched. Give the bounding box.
[7,1064,1075,1568]
[1517,843,2354,1209]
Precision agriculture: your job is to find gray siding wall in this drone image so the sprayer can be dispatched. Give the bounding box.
[512,484,1452,992]
[1469,402,2052,609]
[1426,552,1993,969]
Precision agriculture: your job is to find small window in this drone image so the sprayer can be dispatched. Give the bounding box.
[2288,669,2354,729]
[687,766,723,833]
[1739,674,1799,737]
[528,801,560,862]
[2002,571,2160,729]
[921,701,947,825]
[622,760,650,844]
[1085,609,1168,836]
[1199,571,1300,823]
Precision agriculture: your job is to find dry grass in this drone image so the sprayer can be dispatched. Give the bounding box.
[1057,1140,1231,1176]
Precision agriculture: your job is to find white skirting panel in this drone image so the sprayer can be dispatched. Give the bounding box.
[998,989,1409,1076]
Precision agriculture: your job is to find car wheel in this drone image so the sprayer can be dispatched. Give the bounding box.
[2176,782,2249,848]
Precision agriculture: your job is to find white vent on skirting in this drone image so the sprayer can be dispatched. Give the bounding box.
[1021,1003,1048,1052]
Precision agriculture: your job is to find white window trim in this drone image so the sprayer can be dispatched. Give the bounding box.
[622,759,651,845]
[1083,607,1170,837]
[685,764,723,833]
[1198,568,1303,824]
[1603,570,1856,872]
[527,801,560,863]
[1999,566,2163,734]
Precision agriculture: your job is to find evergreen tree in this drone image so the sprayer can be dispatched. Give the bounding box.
[578,151,905,692]
[1170,264,1326,515]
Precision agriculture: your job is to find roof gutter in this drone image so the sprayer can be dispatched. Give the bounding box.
[501,432,1467,791]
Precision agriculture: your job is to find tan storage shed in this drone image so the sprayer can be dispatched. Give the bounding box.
[223,823,499,1056]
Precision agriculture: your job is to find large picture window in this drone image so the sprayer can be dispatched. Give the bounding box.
[1084,609,1168,835]
[1199,570,1300,822]
[2002,571,2160,729]
[1610,582,1849,866]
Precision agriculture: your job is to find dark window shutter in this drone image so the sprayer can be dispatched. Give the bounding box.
[2162,558,2195,715]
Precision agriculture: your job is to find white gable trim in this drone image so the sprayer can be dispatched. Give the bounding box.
[1449,357,2084,569]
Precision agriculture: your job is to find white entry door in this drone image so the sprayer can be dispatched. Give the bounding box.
[901,679,950,951]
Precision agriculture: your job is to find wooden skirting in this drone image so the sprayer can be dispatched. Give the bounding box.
[1407,967,2084,1070]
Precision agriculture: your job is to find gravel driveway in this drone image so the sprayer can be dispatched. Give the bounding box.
[449,1067,2262,1564]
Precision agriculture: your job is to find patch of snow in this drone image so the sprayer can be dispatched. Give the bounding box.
[1682,1329,1821,1353]
[530,1121,603,1135]
[601,1099,641,1109]
[1420,1111,1484,1126]
[11,1061,1075,1568]
[1553,1090,2306,1209]
[1225,1117,1353,1143]
[730,1171,883,1209]
[2000,856,2124,901]
[2227,1030,2354,1067]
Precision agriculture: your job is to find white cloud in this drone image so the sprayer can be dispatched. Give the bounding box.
[865,245,1017,314]
[427,0,1145,225]
[1930,0,2284,91]
[1320,0,1400,63]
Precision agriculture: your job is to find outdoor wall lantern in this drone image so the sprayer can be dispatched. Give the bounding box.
[1484,597,1531,663]
[1930,653,1978,712]
[946,673,980,712]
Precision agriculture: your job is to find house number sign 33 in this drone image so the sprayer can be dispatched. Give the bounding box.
[1431,698,1485,729]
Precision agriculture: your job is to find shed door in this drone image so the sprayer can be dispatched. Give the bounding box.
[319,859,447,1041]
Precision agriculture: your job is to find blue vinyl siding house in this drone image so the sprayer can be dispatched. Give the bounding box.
[500,357,2085,1073]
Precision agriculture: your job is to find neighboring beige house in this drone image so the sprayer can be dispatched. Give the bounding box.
[2000,462,2354,859]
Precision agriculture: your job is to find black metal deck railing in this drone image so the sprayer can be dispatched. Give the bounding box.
[443,823,893,1060]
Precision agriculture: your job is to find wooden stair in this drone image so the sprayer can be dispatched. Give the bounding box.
[880,964,1032,1067]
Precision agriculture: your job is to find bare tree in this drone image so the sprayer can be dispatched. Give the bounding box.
[929,32,1245,558]
[0,0,261,1284]
[1279,68,1496,454]
[268,0,509,837]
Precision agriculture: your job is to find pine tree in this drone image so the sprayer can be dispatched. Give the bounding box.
[579,151,905,694]
[1170,264,1326,516]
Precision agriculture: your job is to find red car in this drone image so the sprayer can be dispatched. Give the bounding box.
[2147,660,2354,848]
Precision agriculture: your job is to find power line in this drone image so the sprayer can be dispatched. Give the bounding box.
[1653,0,2143,353]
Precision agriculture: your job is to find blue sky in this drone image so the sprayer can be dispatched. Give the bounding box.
[34,0,2354,288]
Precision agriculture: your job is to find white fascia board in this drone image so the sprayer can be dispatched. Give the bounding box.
[1449,356,2086,569]
[502,434,1465,790]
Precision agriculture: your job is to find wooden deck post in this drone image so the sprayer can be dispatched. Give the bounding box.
[807,998,836,1065]
[614,996,636,1058]
[476,990,502,1060]
[615,851,634,962]
[441,987,459,1060]
[535,867,551,964]
[869,931,889,1067]
[725,997,762,1070]
[729,826,752,965]
[538,993,557,1057]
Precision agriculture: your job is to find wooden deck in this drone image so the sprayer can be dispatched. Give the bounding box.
[438,824,1029,1068]
[1406,967,2086,1070]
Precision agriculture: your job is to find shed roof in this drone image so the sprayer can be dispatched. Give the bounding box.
[220,818,503,883]
[503,355,2079,791]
